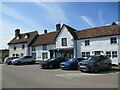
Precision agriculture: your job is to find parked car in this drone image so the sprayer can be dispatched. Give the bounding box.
[4,57,19,65]
[78,55,112,72]
[40,57,68,69]
[60,57,86,70]
[12,56,36,65]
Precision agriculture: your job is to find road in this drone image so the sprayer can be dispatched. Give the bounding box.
[2,63,119,88]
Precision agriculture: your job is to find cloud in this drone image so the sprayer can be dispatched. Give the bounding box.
[34,2,68,24]
[81,16,95,27]
[98,8,104,25]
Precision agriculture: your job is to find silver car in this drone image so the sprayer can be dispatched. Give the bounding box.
[12,56,36,65]
[4,57,19,65]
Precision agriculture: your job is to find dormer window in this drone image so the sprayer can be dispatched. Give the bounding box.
[24,34,29,39]
[16,36,20,40]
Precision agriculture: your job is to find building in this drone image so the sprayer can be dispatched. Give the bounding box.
[0,49,9,62]
[8,22,120,64]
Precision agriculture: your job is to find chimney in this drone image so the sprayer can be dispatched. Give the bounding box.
[44,30,47,34]
[15,29,20,37]
[56,24,61,31]
[112,22,117,25]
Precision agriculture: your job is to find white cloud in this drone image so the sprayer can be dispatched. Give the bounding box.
[98,8,104,25]
[81,16,95,27]
[34,2,68,24]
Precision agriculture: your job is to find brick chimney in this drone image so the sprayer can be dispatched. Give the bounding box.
[44,30,47,33]
[56,24,61,31]
[15,29,20,37]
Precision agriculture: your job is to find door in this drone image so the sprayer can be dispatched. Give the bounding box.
[95,51,101,56]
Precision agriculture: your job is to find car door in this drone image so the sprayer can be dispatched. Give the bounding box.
[98,56,106,70]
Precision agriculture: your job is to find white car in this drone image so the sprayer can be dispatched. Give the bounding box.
[12,56,36,65]
[4,57,19,65]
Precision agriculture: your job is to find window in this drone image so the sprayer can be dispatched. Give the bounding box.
[112,51,117,58]
[106,51,111,57]
[32,47,36,51]
[110,37,117,44]
[43,45,47,50]
[86,52,90,57]
[16,54,19,57]
[22,44,25,49]
[82,52,90,57]
[21,53,23,57]
[42,52,48,60]
[14,46,16,51]
[85,40,90,46]
[62,38,67,46]
[82,52,85,57]
[13,54,15,57]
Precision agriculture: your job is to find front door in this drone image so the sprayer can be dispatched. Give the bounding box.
[94,51,101,56]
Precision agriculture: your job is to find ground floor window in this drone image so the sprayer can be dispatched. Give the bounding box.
[106,51,111,57]
[106,51,117,58]
[21,53,24,57]
[42,52,48,60]
[32,53,36,59]
[82,52,90,57]
[112,51,117,58]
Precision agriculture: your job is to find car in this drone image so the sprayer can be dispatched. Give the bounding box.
[4,57,19,65]
[78,55,112,73]
[60,57,86,70]
[40,57,68,69]
[12,56,36,65]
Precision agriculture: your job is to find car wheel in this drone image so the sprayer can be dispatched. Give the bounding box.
[49,64,53,69]
[108,64,111,71]
[93,66,99,73]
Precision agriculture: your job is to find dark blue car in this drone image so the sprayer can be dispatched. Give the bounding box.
[60,58,86,70]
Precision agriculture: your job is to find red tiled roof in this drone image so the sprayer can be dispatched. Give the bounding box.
[31,31,59,46]
[8,31,37,45]
[76,25,120,40]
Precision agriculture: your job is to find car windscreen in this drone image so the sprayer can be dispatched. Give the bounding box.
[48,58,56,61]
[87,56,99,61]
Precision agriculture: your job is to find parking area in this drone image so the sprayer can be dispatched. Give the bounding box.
[2,63,119,88]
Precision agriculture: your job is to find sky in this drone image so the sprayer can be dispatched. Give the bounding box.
[0,1,119,49]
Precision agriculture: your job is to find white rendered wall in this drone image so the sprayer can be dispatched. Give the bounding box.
[77,35,119,64]
[9,43,28,57]
[56,26,74,49]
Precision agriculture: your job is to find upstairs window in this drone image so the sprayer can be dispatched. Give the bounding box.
[110,37,117,44]
[62,38,67,46]
[14,46,16,51]
[43,45,47,50]
[32,47,36,51]
[85,40,90,46]
[22,44,25,49]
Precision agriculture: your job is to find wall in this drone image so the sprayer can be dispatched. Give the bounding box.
[9,43,28,57]
[30,44,56,61]
[77,35,119,64]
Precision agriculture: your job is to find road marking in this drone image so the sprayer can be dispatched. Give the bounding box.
[56,71,119,79]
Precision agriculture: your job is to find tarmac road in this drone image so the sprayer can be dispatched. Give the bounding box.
[2,64,119,88]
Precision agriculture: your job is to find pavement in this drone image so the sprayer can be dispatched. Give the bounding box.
[2,63,120,88]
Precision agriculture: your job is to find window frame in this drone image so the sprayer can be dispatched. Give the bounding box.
[62,38,67,46]
[110,37,117,44]
[85,40,90,46]
[112,51,117,58]
[32,46,36,51]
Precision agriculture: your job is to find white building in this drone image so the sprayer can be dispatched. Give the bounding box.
[8,22,120,64]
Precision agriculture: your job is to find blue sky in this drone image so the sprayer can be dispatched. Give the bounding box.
[0,2,119,49]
